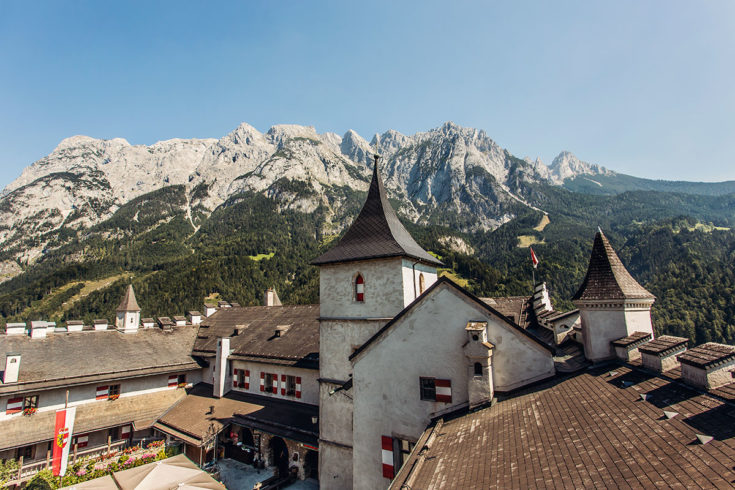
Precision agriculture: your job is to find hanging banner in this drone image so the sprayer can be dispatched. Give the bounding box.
[52,406,76,476]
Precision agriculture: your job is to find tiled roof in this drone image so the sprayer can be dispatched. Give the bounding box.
[311,157,442,266]
[638,335,688,356]
[0,388,185,450]
[0,327,200,394]
[479,296,534,329]
[612,331,653,347]
[155,383,318,446]
[193,305,319,367]
[677,342,735,368]
[392,366,735,489]
[573,230,654,301]
[116,284,140,312]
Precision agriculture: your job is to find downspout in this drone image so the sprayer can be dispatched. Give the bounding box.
[411,261,420,300]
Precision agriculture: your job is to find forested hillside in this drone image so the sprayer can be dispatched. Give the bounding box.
[1,181,734,347]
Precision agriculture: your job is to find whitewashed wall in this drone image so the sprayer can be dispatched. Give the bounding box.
[351,283,554,490]
[229,360,319,405]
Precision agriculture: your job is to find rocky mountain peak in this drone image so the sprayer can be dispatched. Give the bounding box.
[549,151,612,184]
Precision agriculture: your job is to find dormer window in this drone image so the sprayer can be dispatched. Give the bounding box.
[355,274,364,302]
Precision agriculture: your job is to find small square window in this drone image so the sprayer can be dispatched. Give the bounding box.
[109,385,121,397]
[264,374,274,392]
[286,376,296,396]
[177,374,186,385]
[23,395,38,410]
[419,378,436,401]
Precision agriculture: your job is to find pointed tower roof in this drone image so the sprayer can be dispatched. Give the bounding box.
[312,155,442,266]
[117,284,141,312]
[573,230,654,301]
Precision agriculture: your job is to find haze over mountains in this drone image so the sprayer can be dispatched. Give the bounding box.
[4,121,733,273]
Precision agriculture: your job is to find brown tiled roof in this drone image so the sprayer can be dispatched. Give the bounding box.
[612,331,652,348]
[155,383,318,446]
[480,296,534,329]
[158,317,174,326]
[312,157,442,266]
[67,320,84,326]
[573,230,654,301]
[392,366,735,489]
[677,342,735,368]
[193,305,319,368]
[117,284,140,312]
[638,335,688,356]
[188,311,202,316]
[0,327,200,394]
[0,388,185,450]
[544,309,579,322]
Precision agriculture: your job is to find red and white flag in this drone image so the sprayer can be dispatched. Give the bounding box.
[52,406,76,476]
[530,247,539,269]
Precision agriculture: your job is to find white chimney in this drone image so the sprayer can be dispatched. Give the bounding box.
[5,323,26,336]
[639,336,688,373]
[67,320,84,332]
[264,288,282,307]
[93,319,108,331]
[188,311,202,325]
[612,332,652,362]
[213,337,231,398]
[30,321,48,339]
[204,304,217,317]
[3,354,21,383]
[532,282,553,316]
[678,343,735,390]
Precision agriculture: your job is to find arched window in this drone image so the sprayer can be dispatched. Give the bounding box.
[474,362,483,376]
[419,273,426,294]
[355,274,364,302]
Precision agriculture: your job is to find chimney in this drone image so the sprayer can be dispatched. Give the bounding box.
[3,354,21,383]
[173,316,187,327]
[532,282,553,317]
[214,337,231,398]
[5,323,26,336]
[611,332,652,362]
[93,319,108,331]
[218,301,231,308]
[30,321,48,339]
[264,288,282,307]
[274,324,290,337]
[203,303,217,317]
[463,321,494,409]
[188,311,202,325]
[639,335,688,373]
[678,343,735,390]
[67,320,84,332]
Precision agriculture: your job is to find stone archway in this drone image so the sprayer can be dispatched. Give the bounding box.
[269,436,289,477]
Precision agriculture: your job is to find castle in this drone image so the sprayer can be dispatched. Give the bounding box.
[1,156,734,488]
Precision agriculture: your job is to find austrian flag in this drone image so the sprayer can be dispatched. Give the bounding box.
[52,406,76,476]
[530,247,539,269]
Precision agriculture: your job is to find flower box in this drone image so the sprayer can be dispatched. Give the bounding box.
[22,407,37,416]
[108,394,120,401]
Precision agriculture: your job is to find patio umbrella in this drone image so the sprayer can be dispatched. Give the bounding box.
[60,474,119,489]
[112,454,224,490]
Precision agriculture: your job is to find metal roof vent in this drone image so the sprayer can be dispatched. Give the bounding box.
[640,393,652,402]
[663,411,678,419]
[696,434,713,445]
[274,325,291,337]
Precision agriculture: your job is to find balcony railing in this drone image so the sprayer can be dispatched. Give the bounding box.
[5,439,129,485]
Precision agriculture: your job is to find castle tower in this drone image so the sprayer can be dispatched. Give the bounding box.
[573,230,655,362]
[116,284,141,334]
[312,154,442,488]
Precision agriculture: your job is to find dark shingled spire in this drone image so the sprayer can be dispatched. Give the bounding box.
[312,155,442,266]
[117,284,141,312]
[573,230,654,301]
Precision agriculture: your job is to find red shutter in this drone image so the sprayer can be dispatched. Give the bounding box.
[295,377,302,398]
[435,379,452,403]
[233,369,239,388]
[244,370,250,389]
[96,386,109,400]
[260,372,265,392]
[381,436,394,479]
[281,374,286,395]
[6,397,23,414]
[355,275,364,302]
[168,375,178,388]
[272,374,278,394]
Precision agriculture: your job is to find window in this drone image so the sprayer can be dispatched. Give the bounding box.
[286,375,296,396]
[17,445,34,460]
[177,374,186,385]
[419,378,436,401]
[23,395,38,410]
[264,373,274,392]
[474,362,483,376]
[395,438,415,470]
[109,385,121,397]
[419,377,452,403]
[355,274,364,302]
[419,273,426,294]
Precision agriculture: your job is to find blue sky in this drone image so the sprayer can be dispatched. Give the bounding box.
[1,1,734,190]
